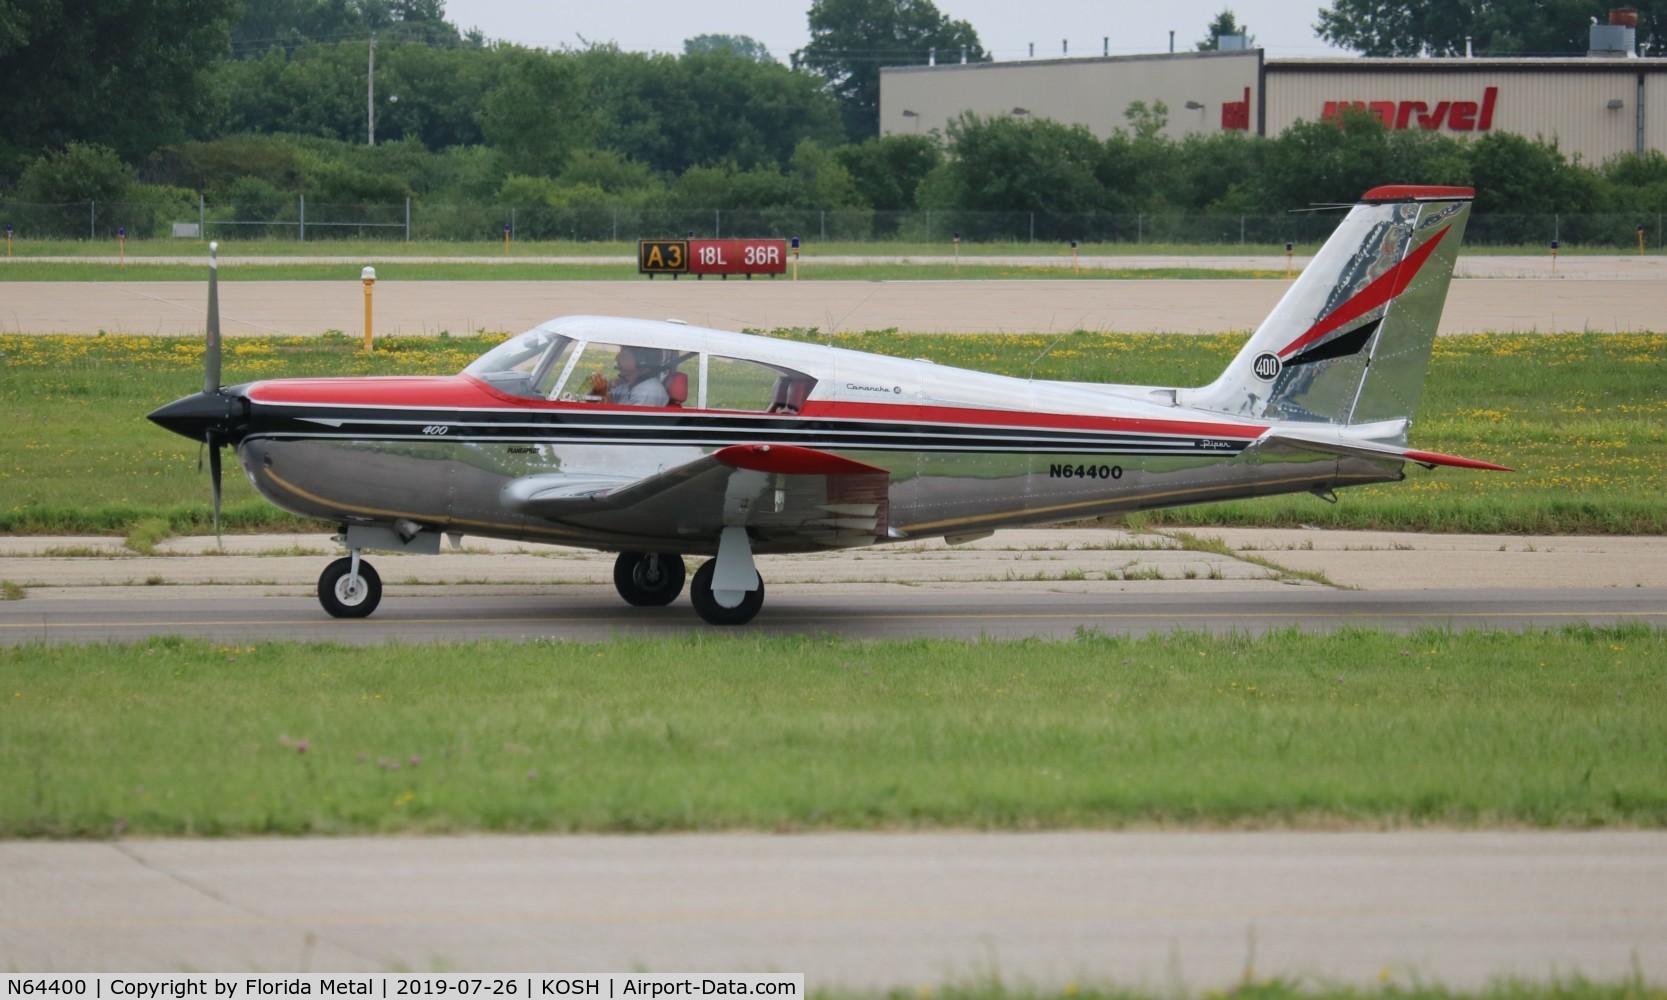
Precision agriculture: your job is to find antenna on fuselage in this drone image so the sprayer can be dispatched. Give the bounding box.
[1027,332,1071,381]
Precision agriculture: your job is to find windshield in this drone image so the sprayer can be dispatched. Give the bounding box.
[462,330,575,398]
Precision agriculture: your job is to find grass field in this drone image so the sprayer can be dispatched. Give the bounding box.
[1,330,1661,536]
[1,626,1661,837]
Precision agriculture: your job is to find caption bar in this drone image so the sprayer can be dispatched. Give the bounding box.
[3,977,803,1000]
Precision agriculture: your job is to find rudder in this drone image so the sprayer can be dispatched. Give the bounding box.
[1179,186,1473,434]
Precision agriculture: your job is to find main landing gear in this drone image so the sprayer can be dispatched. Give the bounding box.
[318,552,382,618]
[612,552,686,606]
[612,528,765,626]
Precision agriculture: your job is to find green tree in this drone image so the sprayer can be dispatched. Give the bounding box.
[573,46,844,175]
[478,49,593,175]
[1258,107,1468,209]
[1314,0,1651,57]
[795,0,986,140]
[934,114,1107,215]
[684,33,774,62]
[836,133,942,210]
[0,0,236,176]
[229,0,467,54]
[18,143,136,203]
[1196,9,1255,50]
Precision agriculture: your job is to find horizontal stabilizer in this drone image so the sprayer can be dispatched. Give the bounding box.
[1260,429,1512,472]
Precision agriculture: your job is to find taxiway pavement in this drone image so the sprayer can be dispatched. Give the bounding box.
[4,832,1663,987]
[2,264,1663,336]
[2,528,1663,643]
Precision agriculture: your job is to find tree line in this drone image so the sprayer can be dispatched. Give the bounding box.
[3,0,1666,243]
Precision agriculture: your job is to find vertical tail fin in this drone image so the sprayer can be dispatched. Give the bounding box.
[1179,186,1472,436]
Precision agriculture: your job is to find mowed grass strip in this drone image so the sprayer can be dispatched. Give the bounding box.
[1,627,1661,837]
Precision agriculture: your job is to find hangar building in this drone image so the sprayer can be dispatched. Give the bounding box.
[879,19,1667,164]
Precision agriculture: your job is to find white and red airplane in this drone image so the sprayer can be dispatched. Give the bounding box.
[150,185,1507,625]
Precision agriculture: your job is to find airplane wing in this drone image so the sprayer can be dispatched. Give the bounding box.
[501,444,892,548]
[1257,429,1512,471]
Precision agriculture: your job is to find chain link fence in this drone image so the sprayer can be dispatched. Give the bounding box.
[2,197,1662,249]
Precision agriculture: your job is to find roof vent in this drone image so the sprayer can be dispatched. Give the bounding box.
[1589,10,1638,57]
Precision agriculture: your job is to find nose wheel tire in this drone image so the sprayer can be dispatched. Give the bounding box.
[318,556,382,618]
[613,551,687,606]
[689,558,764,626]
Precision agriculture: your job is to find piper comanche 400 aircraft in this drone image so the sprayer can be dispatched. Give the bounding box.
[150,185,1506,625]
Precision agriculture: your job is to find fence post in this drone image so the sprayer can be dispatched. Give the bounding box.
[1240,216,1245,244]
[612,207,618,243]
[405,198,411,242]
[926,210,931,243]
[299,195,306,242]
[1137,212,1143,244]
[715,209,721,238]
[1029,212,1034,242]
[821,210,826,241]
[90,201,96,240]
[200,193,206,237]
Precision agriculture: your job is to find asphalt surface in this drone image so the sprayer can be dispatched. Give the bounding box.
[4,587,1665,644]
[3,254,1665,336]
[4,833,1664,986]
[4,527,1664,643]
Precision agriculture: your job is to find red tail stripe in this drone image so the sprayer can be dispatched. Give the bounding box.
[1277,225,1451,360]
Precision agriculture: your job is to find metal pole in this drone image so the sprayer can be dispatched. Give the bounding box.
[1029,212,1034,242]
[90,201,96,240]
[405,197,411,242]
[715,209,720,238]
[200,193,206,237]
[300,195,306,242]
[820,210,826,241]
[367,35,377,146]
[612,207,618,243]
[1137,212,1143,243]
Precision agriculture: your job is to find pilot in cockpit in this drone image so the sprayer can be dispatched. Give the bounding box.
[606,346,671,406]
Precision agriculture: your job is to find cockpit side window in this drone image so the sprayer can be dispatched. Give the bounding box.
[462,332,575,399]
[551,342,690,407]
[705,356,816,412]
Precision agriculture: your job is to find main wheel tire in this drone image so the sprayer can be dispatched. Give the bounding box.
[689,558,764,626]
[613,551,686,607]
[318,556,382,618]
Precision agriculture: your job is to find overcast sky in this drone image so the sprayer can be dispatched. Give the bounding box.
[439,0,1353,61]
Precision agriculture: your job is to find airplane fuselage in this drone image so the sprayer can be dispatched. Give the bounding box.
[228,321,1403,556]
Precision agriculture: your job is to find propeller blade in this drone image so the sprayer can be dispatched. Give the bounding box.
[205,241,221,395]
[208,433,223,542]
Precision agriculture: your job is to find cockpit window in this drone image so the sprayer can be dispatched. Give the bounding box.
[463,331,576,399]
[707,356,816,412]
[554,342,690,407]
